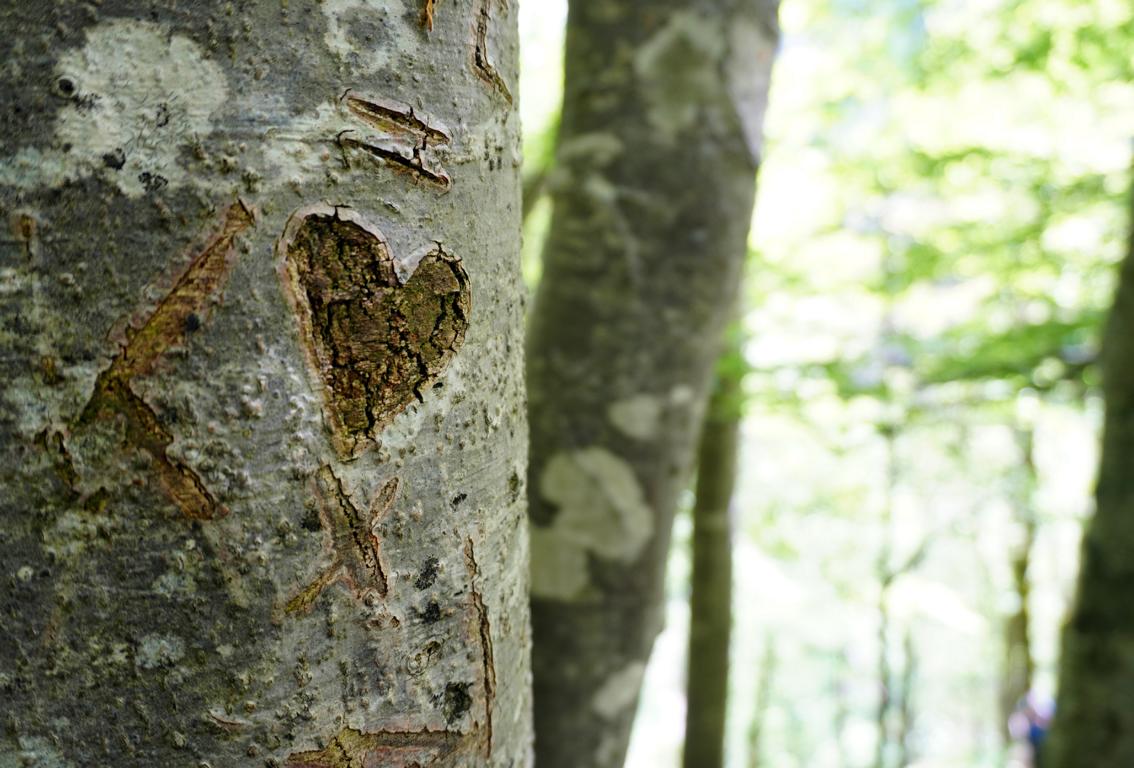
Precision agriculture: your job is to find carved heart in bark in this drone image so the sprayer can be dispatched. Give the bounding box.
[278,204,470,458]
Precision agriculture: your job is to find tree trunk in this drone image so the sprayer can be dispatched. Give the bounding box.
[0,3,530,766]
[1047,182,1134,766]
[525,1,779,765]
[896,630,917,768]
[745,641,777,768]
[683,336,744,768]
[1001,429,1037,741]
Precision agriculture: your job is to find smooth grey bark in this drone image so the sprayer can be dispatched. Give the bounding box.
[1047,183,1134,767]
[682,338,744,768]
[525,1,780,766]
[0,2,530,766]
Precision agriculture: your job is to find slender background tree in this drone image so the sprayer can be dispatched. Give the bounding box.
[683,326,747,768]
[1047,182,1134,768]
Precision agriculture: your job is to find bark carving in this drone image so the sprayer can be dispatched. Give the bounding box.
[278,204,470,459]
[284,726,464,767]
[473,0,512,103]
[339,92,453,190]
[285,468,396,614]
[75,199,255,519]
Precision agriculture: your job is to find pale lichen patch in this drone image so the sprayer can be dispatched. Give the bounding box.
[608,394,662,441]
[591,661,646,720]
[135,633,186,670]
[529,448,654,601]
[0,20,227,197]
[528,526,589,601]
[540,448,652,561]
[322,0,419,74]
[633,12,725,142]
[8,736,74,768]
[669,384,695,407]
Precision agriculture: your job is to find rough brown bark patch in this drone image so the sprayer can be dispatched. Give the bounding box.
[278,204,470,459]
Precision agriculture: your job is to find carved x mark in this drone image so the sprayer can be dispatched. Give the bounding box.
[286,467,397,614]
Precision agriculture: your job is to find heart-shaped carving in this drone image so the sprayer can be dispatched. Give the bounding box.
[278,204,470,458]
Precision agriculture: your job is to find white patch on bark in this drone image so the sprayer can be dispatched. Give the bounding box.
[608,394,662,440]
[669,384,695,407]
[135,633,186,670]
[153,570,197,597]
[0,20,227,197]
[546,132,622,194]
[529,448,653,600]
[4,736,74,768]
[633,13,725,142]
[591,661,647,720]
[528,527,589,601]
[557,133,623,166]
[322,0,418,74]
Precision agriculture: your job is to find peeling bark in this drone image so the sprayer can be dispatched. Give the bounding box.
[525,1,780,766]
[0,2,529,766]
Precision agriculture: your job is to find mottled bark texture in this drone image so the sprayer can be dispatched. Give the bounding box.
[1047,185,1134,767]
[682,344,743,768]
[525,1,780,766]
[0,2,530,766]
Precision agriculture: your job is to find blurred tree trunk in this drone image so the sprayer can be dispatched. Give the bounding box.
[896,630,917,768]
[0,2,530,766]
[1048,182,1134,767]
[525,0,779,764]
[874,425,928,768]
[1000,428,1037,739]
[745,640,778,768]
[683,333,745,768]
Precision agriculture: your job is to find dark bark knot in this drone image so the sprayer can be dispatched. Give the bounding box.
[278,204,471,459]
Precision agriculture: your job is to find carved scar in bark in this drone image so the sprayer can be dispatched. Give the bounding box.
[285,726,466,768]
[464,537,496,758]
[285,467,396,614]
[422,0,437,31]
[284,540,497,765]
[473,0,512,103]
[278,204,470,459]
[76,200,255,520]
[337,91,453,190]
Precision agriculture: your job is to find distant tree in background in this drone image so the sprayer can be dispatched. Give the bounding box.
[524,0,780,764]
[683,327,748,768]
[1047,182,1134,768]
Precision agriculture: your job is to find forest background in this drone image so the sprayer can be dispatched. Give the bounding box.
[519,0,1134,765]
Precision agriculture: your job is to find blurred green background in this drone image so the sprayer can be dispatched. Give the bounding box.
[519,0,1134,765]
